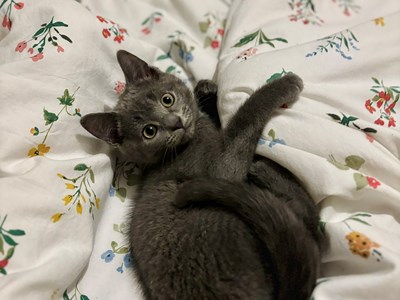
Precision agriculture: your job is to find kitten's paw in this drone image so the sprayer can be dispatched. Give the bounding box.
[194,80,218,99]
[263,73,304,106]
[279,73,303,93]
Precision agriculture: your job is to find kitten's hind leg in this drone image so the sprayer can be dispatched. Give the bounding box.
[214,74,303,181]
[248,156,327,250]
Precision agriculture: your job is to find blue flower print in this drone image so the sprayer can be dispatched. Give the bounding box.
[101,250,115,263]
[116,265,124,273]
[109,186,116,197]
[124,253,133,268]
[269,139,286,148]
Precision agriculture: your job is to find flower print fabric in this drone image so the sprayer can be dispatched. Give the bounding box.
[1,0,400,300]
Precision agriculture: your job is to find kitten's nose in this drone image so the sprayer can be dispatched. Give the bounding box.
[164,114,184,130]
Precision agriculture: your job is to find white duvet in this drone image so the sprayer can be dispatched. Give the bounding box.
[0,0,399,299]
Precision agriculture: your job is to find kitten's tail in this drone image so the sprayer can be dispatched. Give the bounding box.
[174,178,320,300]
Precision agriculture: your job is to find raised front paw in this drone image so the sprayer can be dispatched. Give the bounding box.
[263,73,304,106]
[194,79,218,99]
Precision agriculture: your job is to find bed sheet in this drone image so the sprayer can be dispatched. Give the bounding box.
[217,1,400,299]
[0,0,399,299]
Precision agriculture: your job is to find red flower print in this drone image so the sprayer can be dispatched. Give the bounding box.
[344,8,350,16]
[366,134,375,143]
[142,27,151,35]
[14,2,24,9]
[303,20,309,25]
[374,118,384,126]
[15,41,27,52]
[388,117,396,128]
[217,28,224,36]
[114,35,124,43]
[102,29,111,38]
[28,47,34,54]
[365,99,376,114]
[114,81,126,94]
[366,177,380,189]
[31,52,44,62]
[211,40,219,49]
[97,16,108,23]
[2,15,11,30]
[120,28,127,34]
[155,17,161,23]
[0,259,9,268]
[378,91,391,101]
[385,102,396,115]
[57,45,64,53]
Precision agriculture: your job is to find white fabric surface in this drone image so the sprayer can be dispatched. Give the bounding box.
[0,0,399,299]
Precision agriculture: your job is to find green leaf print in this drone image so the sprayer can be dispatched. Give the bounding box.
[43,109,59,125]
[74,164,88,171]
[354,173,368,190]
[233,29,288,48]
[345,155,365,170]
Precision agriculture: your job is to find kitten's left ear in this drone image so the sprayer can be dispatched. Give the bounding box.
[80,112,123,145]
[117,50,159,84]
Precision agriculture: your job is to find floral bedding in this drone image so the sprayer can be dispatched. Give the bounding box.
[0,0,399,299]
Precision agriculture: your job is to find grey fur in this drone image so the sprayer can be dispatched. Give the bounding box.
[80,50,324,300]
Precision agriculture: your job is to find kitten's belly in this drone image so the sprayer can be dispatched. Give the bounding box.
[128,182,272,299]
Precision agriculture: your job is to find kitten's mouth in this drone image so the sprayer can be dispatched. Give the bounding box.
[166,121,194,148]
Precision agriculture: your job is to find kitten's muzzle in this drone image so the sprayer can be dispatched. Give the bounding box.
[163,113,184,131]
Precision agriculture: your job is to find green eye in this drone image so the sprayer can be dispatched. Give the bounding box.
[142,125,157,139]
[161,93,175,107]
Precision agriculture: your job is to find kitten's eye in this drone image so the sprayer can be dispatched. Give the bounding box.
[161,93,175,108]
[142,125,157,139]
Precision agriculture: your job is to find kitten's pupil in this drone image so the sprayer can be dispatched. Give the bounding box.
[161,93,175,107]
[143,125,157,139]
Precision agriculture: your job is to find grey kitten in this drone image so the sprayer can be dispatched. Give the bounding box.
[80,50,322,299]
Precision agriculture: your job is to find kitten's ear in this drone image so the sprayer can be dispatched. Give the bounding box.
[117,50,159,84]
[80,112,123,145]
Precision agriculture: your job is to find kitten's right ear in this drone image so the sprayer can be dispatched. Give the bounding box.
[80,112,123,145]
[117,50,159,84]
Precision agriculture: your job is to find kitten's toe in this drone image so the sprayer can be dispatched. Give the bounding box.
[195,80,218,98]
[283,73,304,93]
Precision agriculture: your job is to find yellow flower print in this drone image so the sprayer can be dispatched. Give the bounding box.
[27,143,50,157]
[65,183,76,190]
[76,201,83,214]
[51,213,64,223]
[53,163,100,223]
[63,195,73,205]
[28,87,80,158]
[346,231,380,259]
[95,197,100,209]
[374,17,385,26]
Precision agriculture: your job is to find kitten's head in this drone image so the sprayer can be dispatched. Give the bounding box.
[81,50,199,165]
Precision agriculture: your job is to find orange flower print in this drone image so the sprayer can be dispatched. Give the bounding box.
[98,15,127,43]
[365,99,376,114]
[366,78,399,128]
[102,28,111,38]
[27,143,50,157]
[346,231,381,259]
[388,117,396,128]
